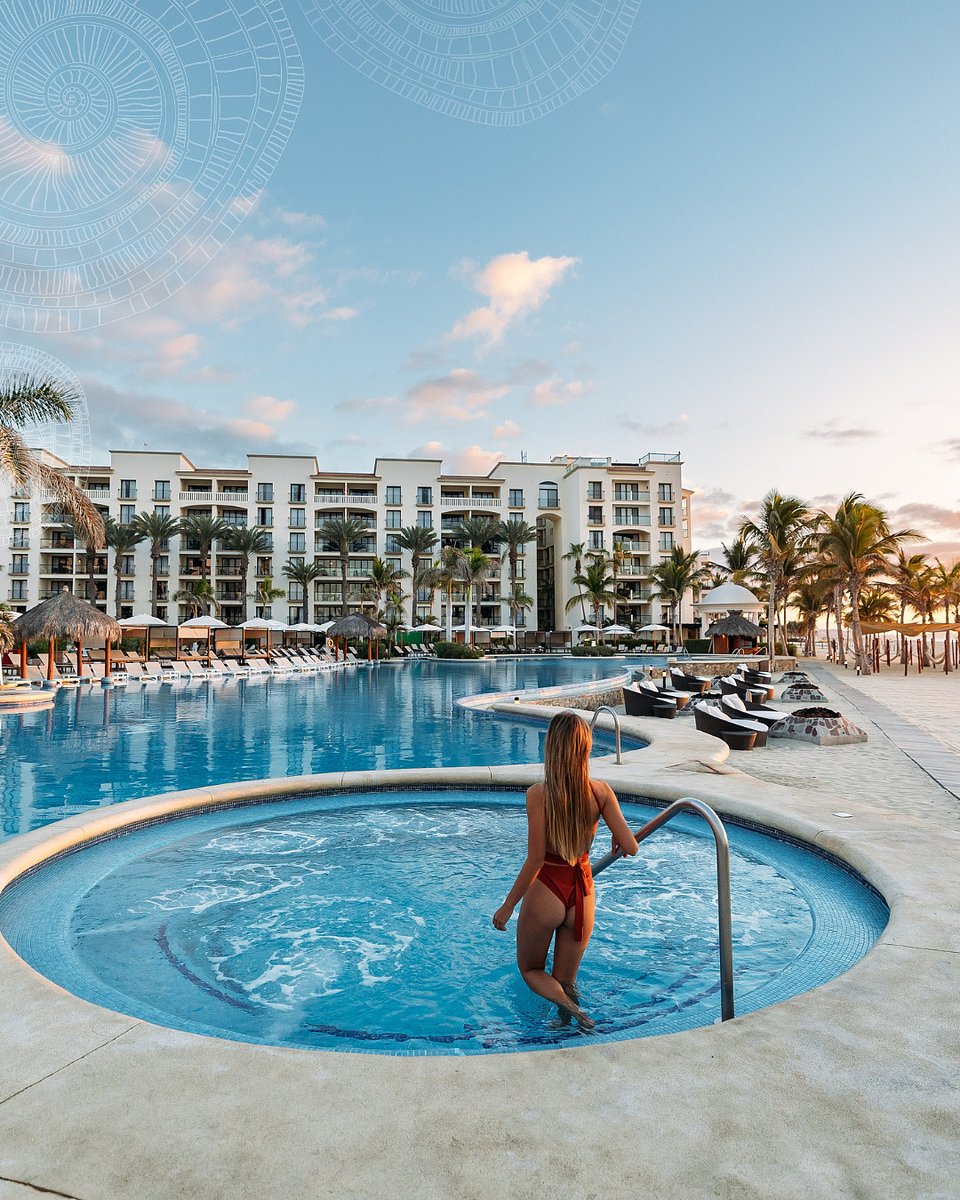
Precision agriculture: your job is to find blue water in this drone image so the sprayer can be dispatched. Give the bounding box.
[0,789,888,1055]
[0,660,643,840]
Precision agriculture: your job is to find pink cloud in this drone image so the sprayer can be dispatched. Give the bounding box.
[404,368,509,424]
[493,419,519,439]
[451,445,501,475]
[448,251,578,346]
[530,377,585,407]
[245,395,296,422]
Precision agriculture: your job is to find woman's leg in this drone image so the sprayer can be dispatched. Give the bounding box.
[516,882,594,1028]
[552,891,595,993]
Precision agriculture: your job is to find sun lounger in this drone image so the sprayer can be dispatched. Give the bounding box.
[693,702,767,750]
[720,693,786,731]
[141,661,173,683]
[668,667,711,695]
[221,659,250,678]
[183,660,212,680]
[623,682,678,719]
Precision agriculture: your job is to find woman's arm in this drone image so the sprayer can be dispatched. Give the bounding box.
[595,781,640,857]
[492,785,547,931]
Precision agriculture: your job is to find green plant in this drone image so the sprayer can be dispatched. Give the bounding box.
[571,644,617,657]
[683,638,711,654]
[434,640,484,659]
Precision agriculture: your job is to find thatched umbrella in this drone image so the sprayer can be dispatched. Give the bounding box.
[15,587,120,683]
[328,613,386,661]
[705,612,762,654]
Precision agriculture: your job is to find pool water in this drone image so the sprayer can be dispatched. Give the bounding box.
[0,659,641,840]
[0,790,889,1055]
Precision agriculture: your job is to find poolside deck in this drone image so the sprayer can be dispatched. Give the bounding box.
[0,662,957,1199]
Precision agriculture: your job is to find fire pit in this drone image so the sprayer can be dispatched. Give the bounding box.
[769,707,867,746]
[780,682,828,702]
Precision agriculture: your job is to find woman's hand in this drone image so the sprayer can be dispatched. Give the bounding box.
[492,903,514,931]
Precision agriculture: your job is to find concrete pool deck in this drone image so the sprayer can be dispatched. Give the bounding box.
[0,664,958,1199]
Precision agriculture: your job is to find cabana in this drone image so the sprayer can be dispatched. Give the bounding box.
[14,588,121,686]
[178,615,228,666]
[117,613,169,662]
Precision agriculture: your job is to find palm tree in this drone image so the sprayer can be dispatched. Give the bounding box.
[362,557,408,620]
[1,373,104,548]
[250,576,285,618]
[739,491,811,670]
[887,550,930,663]
[931,559,960,624]
[562,543,589,622]
[104,518,143,618]
[0,602,15,655]
[62,511,107,606]
[818,493,923,673]
[173,579,220,617]
[283,559,325,624]
[507,582,534,643]
[452,515,502,551]
[394,526,438,623]
[718,535,755,586]
[132,511,181,617]
[790,578,832,658]
[498,518,537,643]
[419,546,464,640]
[225,526,272,624]
[649,546,711,648]
[456,546,496,643]
[566,557,619,642]
[316,515,370,617]
[179,514,230,589]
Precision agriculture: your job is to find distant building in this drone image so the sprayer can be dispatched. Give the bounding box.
[4,448,693,632]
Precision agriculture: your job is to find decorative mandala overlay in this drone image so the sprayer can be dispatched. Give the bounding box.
[298,0,641,125]
[0,1,303,331]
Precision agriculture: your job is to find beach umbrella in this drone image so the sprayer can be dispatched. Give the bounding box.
[638,623,670,633]
[604,624,632,636]
[118,613,169,663]
[16,587,120,683]
[178,615,228,666]
[328,613,386,662]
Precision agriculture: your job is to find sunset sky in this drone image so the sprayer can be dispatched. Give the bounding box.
[15,1,960,554]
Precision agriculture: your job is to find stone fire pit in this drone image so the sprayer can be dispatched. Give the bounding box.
[780,682,828,702]
[769,706,867,746]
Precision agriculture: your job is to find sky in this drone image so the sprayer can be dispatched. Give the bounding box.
[8,1,960,556]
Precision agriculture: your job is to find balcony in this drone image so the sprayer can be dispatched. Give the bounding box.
[178,491,213,502]
[84,488,111,500]
[8,562,28,576]
[439,496,501,509]
[8,537,30,549]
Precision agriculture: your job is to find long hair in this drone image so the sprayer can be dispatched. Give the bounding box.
[543,711,595,862]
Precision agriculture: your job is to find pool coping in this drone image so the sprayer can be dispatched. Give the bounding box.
[0,694,958,1197]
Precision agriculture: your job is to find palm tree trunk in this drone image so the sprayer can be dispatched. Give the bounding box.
[465,583,473,644]
[410,554,420,627]
[240,554,249,624]
[340,550,349,618]
[114,562,122,618]
[445,580,453,641]
[849,574,871,673]
[833,585,846,666]
[767,576,776,673]
[151,548,160,617]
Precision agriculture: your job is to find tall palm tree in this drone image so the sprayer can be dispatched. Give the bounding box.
[456,546,496,643]
[251,576,285,616]
[225,526,272,624]
[0,602,15,655]
[497,518,537,641]
[179,514,230,589]
[507,582,535,644]
[452,515,502,551]
[0,373,104,548]
[62,511,107,605]
[818,493,922,673]
[104,518,143,618]
[394,526,438,623]
[718,535,755,586]
[739,491,811,670]
[283,559,325,625]
[562,543,589,621]
[419,545,464,640]
[887,550,930,663]
[132,511,181,617]
[566,557,619,642]
[649,547,710,648]
[932,558,960,624]
[790,578,832,658]
[316,515,370,618]
[173,579,220,617]
[362,557,408,620]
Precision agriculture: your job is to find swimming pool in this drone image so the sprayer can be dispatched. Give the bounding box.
[0,659,643,840]
[0,788,889,1055]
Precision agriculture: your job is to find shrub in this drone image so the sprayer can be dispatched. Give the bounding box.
[434,640,484,659]
[571,645,617,657]
[683,638,711,654]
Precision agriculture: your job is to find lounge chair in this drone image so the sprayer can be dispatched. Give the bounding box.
[184,660,213,680]
[143,661,174,683]
[36,655,81,686]
[623,682,678,719]
[718,676,769,708]
[655,679,692,709]
[668,667,711,695]
[221,659,250,678]
[693,703,767,750]
[720,693,786,731]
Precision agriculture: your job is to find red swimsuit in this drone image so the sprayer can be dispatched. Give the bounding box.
[536,852,594,942]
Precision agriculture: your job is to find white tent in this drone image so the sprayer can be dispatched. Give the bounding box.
[179,615,228,629]
[118,613,169,627]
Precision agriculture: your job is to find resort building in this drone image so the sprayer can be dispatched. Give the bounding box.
[4,449,693,634]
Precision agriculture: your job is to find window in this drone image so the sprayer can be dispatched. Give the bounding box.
[385,510,402,529]
[538,482,559,507]
[385,534,402,554]
[11,580,27,600]
[515,559,525,578]
[508,488,524,507]
[660,532,674,551]
[658,483,673,502]
[13,503,29,523]
[387,558,403,574]
[385,486,402,505]
[289,533,306,553]
[256,556,272,576]
[11,554,28,573]
[11,529,28,548]
[416,511,433,529]
[156,555,169,576]
[287,581,305,601]
[153,505,170,519]
[289,508,306,528]
[257,507,273,527]
[289,484,306,503]
[120,582,135,601]
[589,531,604,551]
[614,484,639,502]
[121,555,135,575]
[416,486,433,506]
[588,506,603,524]
[119,479,137,499]
[156,606,167,622]
[587,482,603,500]
[120,504,136,523]
[659,507,674,526]
[154,481,170,501]
[614,507,640,525]
[257,483,274,502]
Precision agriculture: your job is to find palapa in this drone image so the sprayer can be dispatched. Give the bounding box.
[327,613,386,639]
[15,587,121,683]
[705,613,763,639]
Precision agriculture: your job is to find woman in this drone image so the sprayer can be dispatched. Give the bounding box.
[492,711,639,1029]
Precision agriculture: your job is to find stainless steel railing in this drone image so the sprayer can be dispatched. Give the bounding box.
[591,796,735,1021]
[590,704,622,764]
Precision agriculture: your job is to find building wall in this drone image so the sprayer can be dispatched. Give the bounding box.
[4,449,694,631]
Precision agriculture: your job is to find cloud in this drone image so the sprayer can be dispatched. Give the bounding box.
[530,377,585,407]
[451,445,501,475]
[245,395,296,423]
[403,368,510,424]
[493,419,519,439]
[276,209,327,230]
[890,502,960,533]
[334,394,397,415]
[943,439,960,462]
[406,441,445,459]
[805,425,880,442]
[447,251,578,347]
[619,412,688,436]
[322,306,359,321]
[686,486,759,544]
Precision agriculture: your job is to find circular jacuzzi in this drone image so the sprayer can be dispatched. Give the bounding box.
[0,788,888,1055]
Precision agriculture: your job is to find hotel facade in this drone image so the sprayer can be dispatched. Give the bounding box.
[5,449,693,634]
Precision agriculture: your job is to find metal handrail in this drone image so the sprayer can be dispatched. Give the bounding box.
[591,797,735,1021]
[590,705,622,764]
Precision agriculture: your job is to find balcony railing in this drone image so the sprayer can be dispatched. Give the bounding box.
[9,537,30,549]
[439,496,502,509]
[84,488,111,500]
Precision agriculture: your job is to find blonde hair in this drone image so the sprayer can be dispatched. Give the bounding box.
[543,711,596,863]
